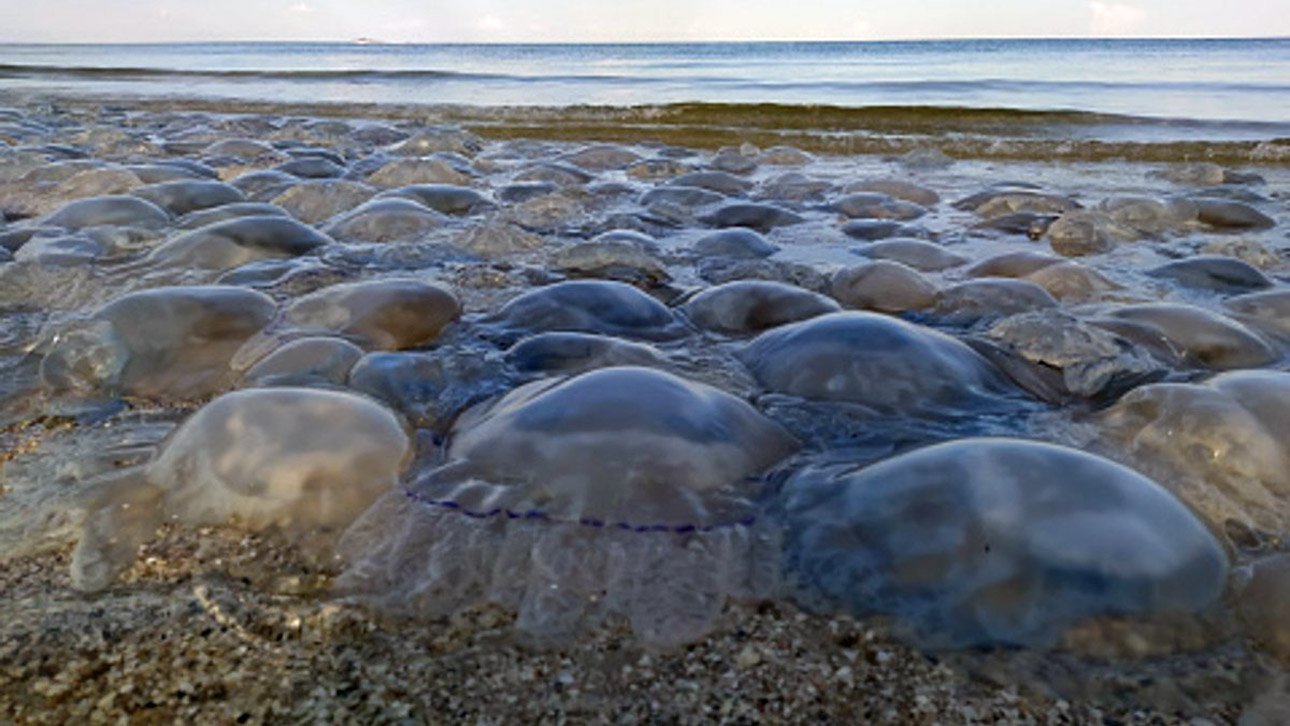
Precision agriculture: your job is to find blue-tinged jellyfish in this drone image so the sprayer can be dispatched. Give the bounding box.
[337,366,798,647]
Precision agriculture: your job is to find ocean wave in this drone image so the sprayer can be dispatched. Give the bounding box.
[3,62,1290,96]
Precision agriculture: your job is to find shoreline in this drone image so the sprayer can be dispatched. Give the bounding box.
[1,95,1289,723]
[5,95,1290,165]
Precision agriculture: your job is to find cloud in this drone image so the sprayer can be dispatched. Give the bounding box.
[289,2,313,13]
[1089,1,1147,35]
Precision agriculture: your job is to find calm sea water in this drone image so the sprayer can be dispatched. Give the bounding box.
[2,39,1289,144]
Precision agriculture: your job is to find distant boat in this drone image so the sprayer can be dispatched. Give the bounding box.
[352,37,385,45]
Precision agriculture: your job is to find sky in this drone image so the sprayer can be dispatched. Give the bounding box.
[1,0,1288,43]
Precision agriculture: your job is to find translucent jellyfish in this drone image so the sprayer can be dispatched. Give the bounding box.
[560,144,641,171]
[40,286,276,399]
[1147,255,1272,293]
[281,278,461,351]
[271,179,375,225]
[929,278,1058,325]
[830,261,938,314]
[831,192,927,221]
[1225,289,1290,337]
[71,387,410,591]
[43,194,170,231]
[668,170,752,196]
[324,198,447,244]
[854,238,967,272]
[699,202,804,232]
[1237,553,1290,662]
[1023,260,1121,302]
[347,347,514,430]
[780,439,1229,647]
[176,202,289,230]
[740,311,1020,415]
[1099,370,1290,537]
[367,157,471,188]
[493,280,689,341]
[377,184,493,216]
[1095,303,1276,370]
[681,280,840,335]
[241,336,365,387]
[505,332,667,375]
[687,228,779,260]
[146,215,333,271]
[337,366,799,647]
[130,180,245,216]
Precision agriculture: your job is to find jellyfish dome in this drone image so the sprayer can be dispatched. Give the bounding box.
[740,311,1020,415]
[338,366,799,647]
[1099,370,1290,537]
[71,387,410,592]
[781,439,1229,647]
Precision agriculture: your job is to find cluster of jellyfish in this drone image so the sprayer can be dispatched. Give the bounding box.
[56,272,1242,651]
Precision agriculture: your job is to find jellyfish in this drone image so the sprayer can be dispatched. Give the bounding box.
[281,278,461,351]
[40,285,277,399]
[740,311,1020,415]
[71,387,410,591]
[337,366,799,647]
[1099,370,1290,538]
[492,280,689,342]
[780,438,1229,647]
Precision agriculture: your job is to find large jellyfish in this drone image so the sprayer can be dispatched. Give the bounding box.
[492,280,689,341]
[281,278,461,351]
[40,285,277,399]
[781,438,1229,647]
[739,311,1021,415]
[1099,370,1290,538]
[71,387,410,591]
[337,366,799,647]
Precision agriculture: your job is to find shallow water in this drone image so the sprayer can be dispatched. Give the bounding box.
[3,39,1290,163]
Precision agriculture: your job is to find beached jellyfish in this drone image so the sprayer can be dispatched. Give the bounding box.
[1100,370,1290,538]
[740,311,1020,415]
[492,280,690,341]
[271,179,375,224]
[40,285,276,399]
[71,387,410,591]
[1093,303,1277,370]
[241,336,366,387]
[147,215,333,271]
[505,332,667,375]
[281,278,461,351]
[42,194,171,231]
[130,180,245,216]
[337,366,799,647]
[377,184,493,216]
[781,439,1229,647]
[681,280,840,335]
[324,198,447,244]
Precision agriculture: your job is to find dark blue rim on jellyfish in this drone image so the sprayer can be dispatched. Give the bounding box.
[401,488,758,534]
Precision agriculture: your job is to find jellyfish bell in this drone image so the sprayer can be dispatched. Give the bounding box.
[780,438,1229,648]
[40,285,277,400]
[337,366,799,647]
[70,387,411,592]
[740,311,1022,416]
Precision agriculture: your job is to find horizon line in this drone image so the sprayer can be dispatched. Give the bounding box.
[1,35,1287,46]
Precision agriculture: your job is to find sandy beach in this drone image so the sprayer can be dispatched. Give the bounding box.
[1,88,1289,723]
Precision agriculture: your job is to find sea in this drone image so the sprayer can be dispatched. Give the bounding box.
[2,39,1289,160]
